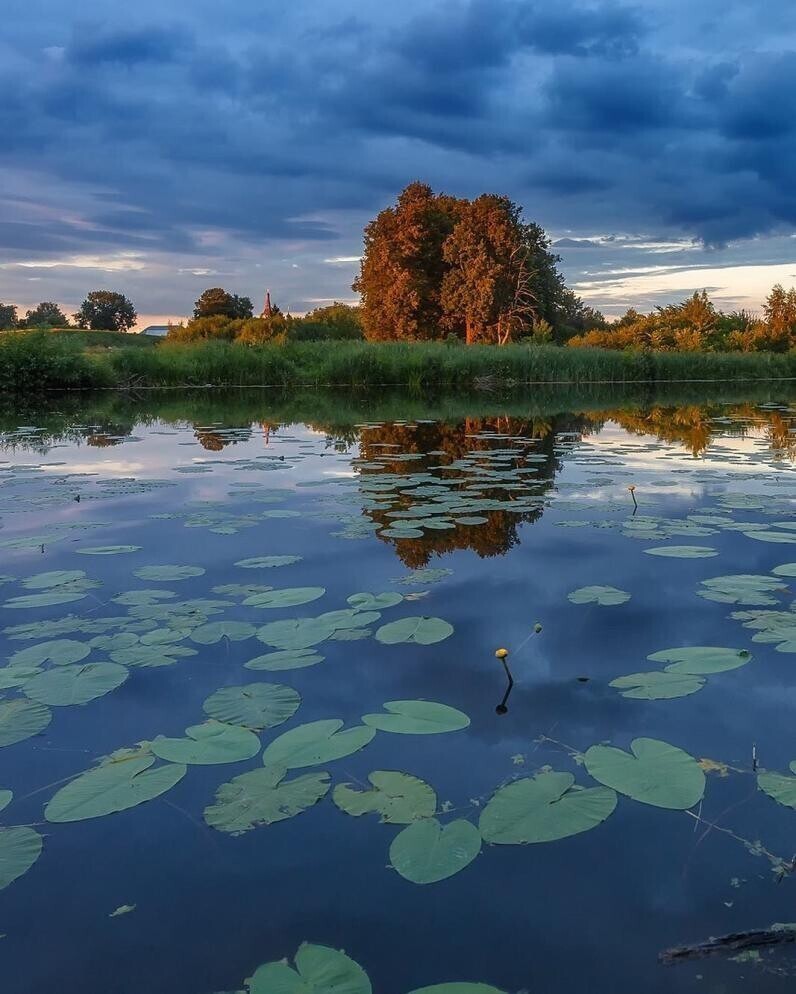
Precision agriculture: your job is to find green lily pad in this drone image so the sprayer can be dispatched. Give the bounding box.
[235,555,303,569]
[0,699,52,747]
[333,771,436,824]
[22,570,86,590]
[772,563,796,578]
[374,617,454,645]
[362,701,469,735]
[698,575,787,606]
[256,618,335,651]
[347,592,403,611]
[204,765,330,835]
[647,646,752,674]
[110,645,196,668]
[0,664,43,689]
[4,589,90,609]
[390,818,481,885]
[567,586,631,606]
[758,762,796,808]
[190,621,257,645]
[246,942,371,994]
[609,671,705,699]
[76,545,142,556]
[10,639,90,667]
[203,682,300,729]
[644,545,718,558]
[45,750,187,822]
[0,789,11,813]
[243,587,326,609]
[23,662,128,706]
[151,721,261,765]
[133,565,206,581]
[744,531,796,544]
[479,771,617,843]
[262,720,375,770]
[0,826,43,891]
[408,986,505,994]
[245,649,324,671]
[583,738,705,809]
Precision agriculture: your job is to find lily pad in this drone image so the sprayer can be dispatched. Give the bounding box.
[698,575,787,606]
[408,987,505,994]
[132,565,206,581]
[479,771,617,843]
[0,827,43,891]
[77,545,142,556]
[190,621,256,645]
[23,662,128,707]
[246,942,371,994]
[262,720,375,770]
[151,721,261,765]
[0,699,52,747]
[256,618,335,651]
[647,646,752,674]
[203,682,300,729]
[0,789,11,813]
[609,671,705,699]
[584,738,705,809]
[245,649,324,671]
[243,587,326,609]
[772,563,796,578]
[375,617,454,645]
[205,765,330,835]
[362,701,470,735]
[333,771,436,824]
[758,762,796,808]
[347,592,403,611]
[45,750,187,822]
[644,546,718,558]
[390,818,481,884]
[235,555,302,569]
[567,586,631,606]
[10,639,90,667]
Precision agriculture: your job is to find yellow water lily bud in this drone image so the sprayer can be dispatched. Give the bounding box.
[534,623,543,634]
[495,648,509,659]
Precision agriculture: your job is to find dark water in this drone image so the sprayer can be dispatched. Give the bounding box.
[1,387,796,993]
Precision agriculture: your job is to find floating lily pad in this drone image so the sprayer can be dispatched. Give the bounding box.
[190,621,256,645]
[77,546,142,556]
[243,587,326,609]
[584,738,705,809]
[758,762,796,808]
[245,649,324,671]
[203,682,300,729]
[0,699,52,747]
[22,570,86,590]
[479,772,617,844]
[347,592,404,611]
[408,986,505,994]
[362,700,469,735]
[644,546,718,559]
[375,617,454,645]
[333,771,436,824]
[205,765,330,835]
[10,639,90,667]
[772,563,796,578]
[262,720,375,770]
[0,664,43,689]
[648,646,752,674]
[743,531,796,544]
[110,645,196,668]
[256,618,335,651]
[133,565,206,581]
[151,721,261,765]
[0,789,11,813]
[45,750,187,822]
[609,671,705,699]
[23,662,128,707]
[698,575,787,606]
[390,818,481,884]
[0,827,43,891]
[567,586,631,606]
[235,555,302,569]
[246,942,371,994]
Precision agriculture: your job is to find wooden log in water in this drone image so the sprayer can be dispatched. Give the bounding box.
[660,925,796,965]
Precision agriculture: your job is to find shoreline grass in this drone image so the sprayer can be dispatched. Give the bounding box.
[1,330,795,394]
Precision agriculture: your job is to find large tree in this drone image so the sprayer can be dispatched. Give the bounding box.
[193,288,253,320]
[75,291,137,331]
[353,182,465,340]
[23,301,69,327]
[0,303,17,329]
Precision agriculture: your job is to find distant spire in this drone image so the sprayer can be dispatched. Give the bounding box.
[262,290,272,317]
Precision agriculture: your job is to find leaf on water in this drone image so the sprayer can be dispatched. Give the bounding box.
[21,570,87,590]
[10,639,90,667]
[647,645,752,674]
[204,765,330,835]
[743,531,796,545]
[151,721,261,765]
[132,565,206,581]
[77,546,142,556]
[347,592,404,611]
[45,750,187,823]
[245,649,324,671]
[110,645,196,668]
[584,737,705,810]
[567,586,631,606]
[243,587,326,609]
[262,720,375,770]
[374,617,454,645]
[190,621,256,645]
[23,662,128,707]
[772,563,796,578]
[256,618,335,651]
[758,762,796,808]
[609,671,705,700]
[644,546,718,558]
[203,683,300,730]
[389,818,481,885]
[0,827,43,891]
[246,942,371,994]
[0,789,11,813]
[0,699,52,747]
[698,574,787,606]
[234,556,302,569]
[109,904,136,917]
[333,771,436,824]
[362,701,470,735]
[479,771,617,844]
[0,664,43,689]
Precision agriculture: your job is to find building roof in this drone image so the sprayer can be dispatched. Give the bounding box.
[140,325,170,336]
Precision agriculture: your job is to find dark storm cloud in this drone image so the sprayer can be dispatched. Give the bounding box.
[0,0,794,312]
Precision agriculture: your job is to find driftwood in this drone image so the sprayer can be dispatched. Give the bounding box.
[660,925,796,965]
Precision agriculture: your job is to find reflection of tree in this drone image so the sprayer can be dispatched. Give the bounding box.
[86,433,123,448]
[355,415,589,567]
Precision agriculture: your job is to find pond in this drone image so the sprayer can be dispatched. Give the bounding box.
[1,385,796,994]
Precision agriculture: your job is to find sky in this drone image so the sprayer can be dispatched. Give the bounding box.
[1,0,795,329]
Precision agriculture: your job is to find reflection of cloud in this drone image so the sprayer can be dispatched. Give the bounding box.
[41,461,145,474]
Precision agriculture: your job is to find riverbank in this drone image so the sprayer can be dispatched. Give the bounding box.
[1,330,794,393]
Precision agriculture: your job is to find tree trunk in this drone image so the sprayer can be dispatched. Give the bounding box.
[466,319,475,345]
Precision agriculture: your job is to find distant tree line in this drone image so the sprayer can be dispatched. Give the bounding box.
[568,286,796,353]
[0,292,137,332]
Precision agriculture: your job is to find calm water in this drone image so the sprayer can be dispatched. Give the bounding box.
[1,387,796,993]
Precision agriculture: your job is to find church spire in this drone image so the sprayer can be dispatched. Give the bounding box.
[262,290,272,317]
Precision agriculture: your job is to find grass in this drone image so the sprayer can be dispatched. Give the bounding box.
[1,330,795,393]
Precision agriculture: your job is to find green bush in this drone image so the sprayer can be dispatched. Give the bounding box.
[0,330,109,392]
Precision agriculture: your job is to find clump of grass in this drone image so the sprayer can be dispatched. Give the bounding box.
[0,330,111,393]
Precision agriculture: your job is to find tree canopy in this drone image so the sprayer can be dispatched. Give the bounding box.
[193,288,254,320]
[0,303,18,329]
[22,301,69,328]
[74,291,137,332]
